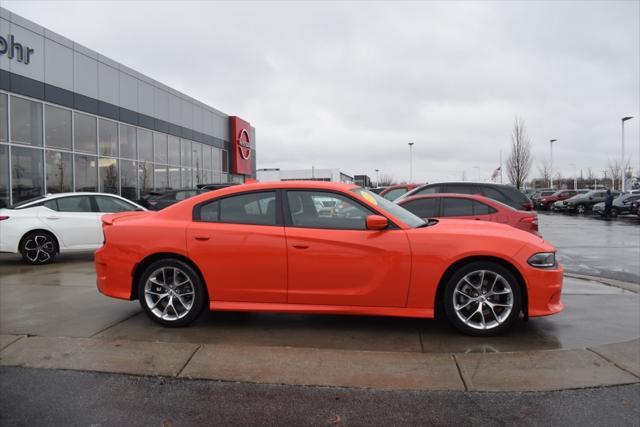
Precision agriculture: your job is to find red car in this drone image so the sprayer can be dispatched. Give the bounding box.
[534,189,585,210]
[96,182,562,336]
[397,193,539,234]
[379,184,421,201]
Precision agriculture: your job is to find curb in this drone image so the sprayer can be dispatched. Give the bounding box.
[565,273,639,294]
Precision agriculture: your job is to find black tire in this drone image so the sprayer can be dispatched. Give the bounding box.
[443,261,522,336]
[137,258,206,327]
[610,207,619,217]
[19,231,58,265]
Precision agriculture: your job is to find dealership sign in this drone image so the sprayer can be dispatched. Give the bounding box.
[0,34,34,64]
[230,116,253,175]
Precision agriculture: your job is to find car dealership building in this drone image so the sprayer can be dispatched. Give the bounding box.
[0,7,256,207]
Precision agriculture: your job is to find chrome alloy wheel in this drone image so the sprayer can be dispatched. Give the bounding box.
[23,234,56,264]
[144,267,195,321]
[453,270,514,331]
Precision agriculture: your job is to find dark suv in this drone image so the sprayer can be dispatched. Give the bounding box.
[396,182,532,211]
[563,189,621,214]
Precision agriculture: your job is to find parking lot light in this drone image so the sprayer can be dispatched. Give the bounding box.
[621,117,634,192]
[550,139,557,189]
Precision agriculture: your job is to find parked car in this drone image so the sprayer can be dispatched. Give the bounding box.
[631,200,640,217]
[96,181,563,336]
[368,187,387,194]
[592,193,640,217]
[396,182,533,211]
[551,193,585,212]
[563,189,621,214]
[0,193,146,265]
[379,183,421,201]
[138,189,208,210]
[530,190,556,205]
[535,189,588,210]
[397,193,539,234]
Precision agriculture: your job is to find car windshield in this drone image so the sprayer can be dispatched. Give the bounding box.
[351,188,426,228]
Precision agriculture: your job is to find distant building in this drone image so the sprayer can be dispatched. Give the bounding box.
[257,168,354,184]
[354,175,372,188]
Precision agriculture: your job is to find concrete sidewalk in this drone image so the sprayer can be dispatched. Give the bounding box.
[1,334,638,392]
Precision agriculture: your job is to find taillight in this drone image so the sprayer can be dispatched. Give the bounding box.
[520,216,539,230]
[521,202,533,211]
[0,215,9,221]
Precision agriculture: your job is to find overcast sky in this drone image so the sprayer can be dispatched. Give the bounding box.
[5,0,639,184]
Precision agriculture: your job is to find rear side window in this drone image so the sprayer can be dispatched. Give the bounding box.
[95,196,137,213]
[441,198,474,217]
[402,198,437,218]
[446,184,483,195]
[56,196,93,212]
[482,187,510,203]
[43,200,58,210]
[382,188,407,200]
[197,192,277,226]
[472,201,496,215]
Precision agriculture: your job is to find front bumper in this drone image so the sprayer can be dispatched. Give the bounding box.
[525,263,564,317]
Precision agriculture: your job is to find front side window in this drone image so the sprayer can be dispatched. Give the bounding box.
[402,198,437,218]
[94,195,137,213]
[56,195,93,212]
[198,191,276,226]
[441,198,474,217]
[288,191,371,230]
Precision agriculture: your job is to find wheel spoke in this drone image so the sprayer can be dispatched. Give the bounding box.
[454,269,514,331]
[488,274,499,294]
[149,293,169,309]
[455,298,476,312]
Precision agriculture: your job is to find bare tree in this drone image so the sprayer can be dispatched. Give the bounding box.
[607,159,624,190]
[537,159,551,188]
[506,117,533,190]
[377,173,395,186]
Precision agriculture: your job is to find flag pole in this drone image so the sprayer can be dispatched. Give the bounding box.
[499,150,503,184]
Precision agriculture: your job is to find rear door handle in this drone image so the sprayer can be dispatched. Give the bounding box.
[194,234,210,241]
[292,244,309,249]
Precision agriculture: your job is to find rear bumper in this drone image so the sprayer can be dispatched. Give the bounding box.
[95,245,135,300]
[526,263,564,317]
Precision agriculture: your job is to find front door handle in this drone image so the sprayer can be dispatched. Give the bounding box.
[46,216,60,220]
[194,234,210,241]
[292,244,309,249]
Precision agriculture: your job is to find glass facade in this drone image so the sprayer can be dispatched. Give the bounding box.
[0,92,231,205]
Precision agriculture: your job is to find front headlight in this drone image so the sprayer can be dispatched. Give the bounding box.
[528,252,556,268]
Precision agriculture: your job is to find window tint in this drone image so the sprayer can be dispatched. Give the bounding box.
[43,199,58,211]
[382,188,407,200]
[199,192,276,226]
[288,191,371,230]
[95,196,137,213]
[414,185,440,195]
[441,198,474,217]
[472,201,495,215]
[447,184,482,195]
[402,198,437,218]
[481,187,509,203]
[56,196,93,213]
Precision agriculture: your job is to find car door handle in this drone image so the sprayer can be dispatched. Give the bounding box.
[194,234,210,241]
[292,244,309,249]
[46,216,60,220]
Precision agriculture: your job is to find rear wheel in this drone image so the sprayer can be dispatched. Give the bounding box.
[137,259,206,327]
[444,262,522,336]
[19,231,57,265]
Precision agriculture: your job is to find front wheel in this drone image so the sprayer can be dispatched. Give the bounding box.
[443,262,522,336]
[19,231,57,265]
[610,207,619,217]
[138,259,206,327]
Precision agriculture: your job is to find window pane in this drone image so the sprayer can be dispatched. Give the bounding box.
[138,161,153,195]
[180,139,191,166]
[287,191,370,230]
[95,195,136,213]
[138,129,153,162]
[202,145,212,170]
[45,105,72,149]
[181,167,192,188]
[0,145,9,207]
[99,157,118,194]
[45,150,72,193]
[415,186,439,195]
[99,119,118,157]
[221,150,228,172]
[403,198,437,218]
[154,165,168,190]
[214,191,276,225]
[168,136,180,165]
[472,201,493,215]
[212,148,221,172]
[74,154,97,192]
[73,112,97,153]
[0,94,7,142]
[191,142,203,169]
[11,146,44,203]
[119,124,137,159]
[382,188,406,200]
[482,187,509,203]
[154,133,168,164]
[441,198,474,217]
[57,195,93,212]
[120,159,137,201]
[168,165,180,190]
[199,200,219,222]
[10,96,43,146]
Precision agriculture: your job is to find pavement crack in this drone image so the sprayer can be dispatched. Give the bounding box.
[176,344,201,378]
[586,348,640,380]
[451,354,469,391]
[88,311,142,338]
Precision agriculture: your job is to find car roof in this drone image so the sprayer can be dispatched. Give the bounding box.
[10,192,140,209]
[398,192,515,210]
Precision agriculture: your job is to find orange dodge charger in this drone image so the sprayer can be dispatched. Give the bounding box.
[96,181,563,336]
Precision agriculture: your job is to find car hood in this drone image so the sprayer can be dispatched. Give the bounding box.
[417,218,546,246]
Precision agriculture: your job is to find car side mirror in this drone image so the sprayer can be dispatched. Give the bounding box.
[366,215,388,230]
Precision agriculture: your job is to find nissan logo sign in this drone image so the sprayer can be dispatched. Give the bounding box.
[238,128,251,160]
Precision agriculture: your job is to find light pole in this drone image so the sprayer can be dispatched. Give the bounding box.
[375,169,380,187]
[569,163,577,190]
[549,139,557,189]
[621,116,633,192]
[408,142,414,182]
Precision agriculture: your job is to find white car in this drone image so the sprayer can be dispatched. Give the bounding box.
[0,192,146,265]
